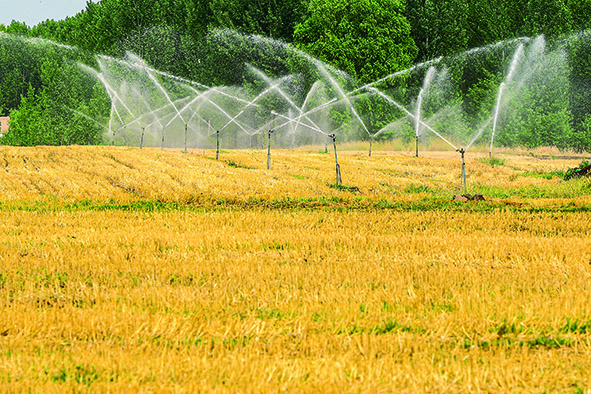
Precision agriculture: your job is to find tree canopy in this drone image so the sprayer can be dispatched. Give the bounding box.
[294,0,418,83]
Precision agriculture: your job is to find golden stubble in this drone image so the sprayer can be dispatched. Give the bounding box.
[0,146,590,392]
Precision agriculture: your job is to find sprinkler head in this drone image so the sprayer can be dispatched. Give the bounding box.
[328,133,336,141]
[456,148,466,154]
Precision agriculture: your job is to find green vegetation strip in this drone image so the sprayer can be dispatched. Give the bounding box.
[0,197,590,214]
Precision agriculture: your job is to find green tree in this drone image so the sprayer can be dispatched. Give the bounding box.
[406,0,470,61]
[294,0,418,83]
[524,0,573,37]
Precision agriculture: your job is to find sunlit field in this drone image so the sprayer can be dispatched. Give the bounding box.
[0,145,590,392]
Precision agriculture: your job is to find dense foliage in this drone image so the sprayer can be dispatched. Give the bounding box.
[0,0,590,150]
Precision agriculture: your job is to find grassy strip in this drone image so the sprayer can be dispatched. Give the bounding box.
[0,196,589,213]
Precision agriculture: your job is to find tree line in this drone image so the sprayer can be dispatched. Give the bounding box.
[0,0,590,150]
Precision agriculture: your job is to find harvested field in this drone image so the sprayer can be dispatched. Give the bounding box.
[0,146,590,392]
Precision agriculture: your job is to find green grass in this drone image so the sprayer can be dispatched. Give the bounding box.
[404,184,440,194]
[478,156,506,167]
[224,160,253,169]
[328,183,361,193]
[288,174,308,180]
[471,179,591,199]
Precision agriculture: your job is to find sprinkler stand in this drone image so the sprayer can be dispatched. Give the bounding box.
[369,137,373,157]
[161,126,165,151]
[140,127,145,149]
[457,148,467,195]
[267,129,274,169]
[330,134,342,185]
[184,123,188,153]
[416,135,419,158]
[216,130,220,160]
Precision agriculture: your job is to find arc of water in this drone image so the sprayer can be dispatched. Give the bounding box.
[369,87,458,151]
[185,86,255,136]
[271,111,328,135]
[164,89,208,129]
[87,66,138,121]
[186,92,212,131]
[415,88,424,155]
[488,82,505,154]
[108,54,257,106]
[249,67,327,136]
[137,65,186,125]
[293,81,326,133]
[108,107,113,139]
[130,86,163,129]
[65,107,107,129]
[115,97,192,131]
[255,99,339,136]
[488,43,525,154]
[218,80,285,133]
[314,62,371,137]
[373,122,400,139]
[348,57,444,96]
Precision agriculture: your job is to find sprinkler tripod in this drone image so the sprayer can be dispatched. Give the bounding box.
[457,148,467,195]
[329,134,342,185]
[216,130,220,160]
[267,128,274,169]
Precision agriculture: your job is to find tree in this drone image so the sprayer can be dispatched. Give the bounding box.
[406,0,470,61]
[524,0,573,37]
[293,0,418,83]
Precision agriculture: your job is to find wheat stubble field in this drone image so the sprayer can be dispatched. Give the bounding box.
[0,145,590,392]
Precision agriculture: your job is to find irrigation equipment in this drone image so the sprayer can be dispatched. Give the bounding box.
[267,128,274,169]
[457,148,467,195]
[216,130,220,160]
[330,133,342,185]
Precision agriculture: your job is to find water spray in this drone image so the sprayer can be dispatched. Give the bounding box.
[330,134,342,185]
[415,88,424,157]
[489,83,505,157]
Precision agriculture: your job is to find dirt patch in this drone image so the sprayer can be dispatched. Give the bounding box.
[453,194,486,202]
[564,164,591,180]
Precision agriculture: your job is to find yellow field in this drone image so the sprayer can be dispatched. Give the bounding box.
[0,145,590,392]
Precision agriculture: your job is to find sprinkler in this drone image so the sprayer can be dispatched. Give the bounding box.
[416,135,419,158]
[457,148,467,195]
[216,130,220,160]
[329,133,342,185]
[161,126,165,151]
[140,126,145,149]
[184,123,188,153]
[369,136,373,157]
[267,128,274,169]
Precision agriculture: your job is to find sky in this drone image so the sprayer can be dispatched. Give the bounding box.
[0,0,90,27]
